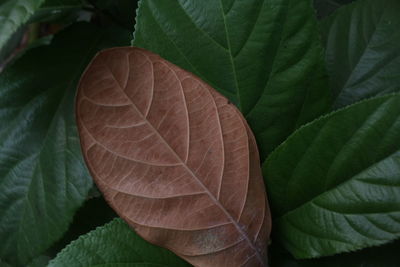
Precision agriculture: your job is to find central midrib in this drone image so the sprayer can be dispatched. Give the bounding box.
[105,64,264,265]
[218,0,243,112]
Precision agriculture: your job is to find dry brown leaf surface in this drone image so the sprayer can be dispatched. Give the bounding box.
[76,47,271,267]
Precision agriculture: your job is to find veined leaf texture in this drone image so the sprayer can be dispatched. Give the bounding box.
[76,47,271,267]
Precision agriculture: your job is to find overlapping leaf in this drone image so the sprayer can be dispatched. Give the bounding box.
[322,0,400,108]
[0,23,130,265]
[76,47,271,267]
[263,94,400,258]
[49,219,191,267]
[132,0,331,159]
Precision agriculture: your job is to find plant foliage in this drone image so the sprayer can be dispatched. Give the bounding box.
[0,0,399,266]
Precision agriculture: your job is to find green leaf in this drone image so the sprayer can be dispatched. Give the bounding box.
[132,0,331,159]
[322,0,400,109]
[0,260,12,267]
[0,0,45,51]
[0,22,130,266]
[271,239,400,267]
[263,94,400,258]
[26,255,51,267]
[48,219,191,267]
[46,197,117,258]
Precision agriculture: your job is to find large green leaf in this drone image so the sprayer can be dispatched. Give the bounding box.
[0,0,44,51]
[0,22,130,266]
[322,0,400,108]
[263,94,400,258]
[48,219,191,267]
[132,0,331,159]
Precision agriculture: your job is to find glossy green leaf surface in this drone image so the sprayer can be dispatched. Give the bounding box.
[0,0,44,51]
[132,0,331,159]
[0,23,130,266]
[322,0,400,108]
[263,94,400,258]
[48,219,191,267]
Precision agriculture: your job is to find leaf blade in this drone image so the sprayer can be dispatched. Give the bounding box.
[132,0,331,159]
[48,218,191,267]
[0,22,130,265]
[76,47,271,267]
[322,0,400,108]
[263,94,400,258]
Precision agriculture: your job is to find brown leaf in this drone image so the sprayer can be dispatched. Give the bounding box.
[76,47,271,267]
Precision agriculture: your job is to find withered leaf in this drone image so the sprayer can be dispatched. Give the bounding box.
[76,47,271,267]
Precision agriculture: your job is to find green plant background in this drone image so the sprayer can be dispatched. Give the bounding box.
[0,0,399,266]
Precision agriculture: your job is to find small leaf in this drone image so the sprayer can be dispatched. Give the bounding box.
[0,0,45,51]
[132,0,331,159]
[322,0,400,108]
[263,94,400,258]
[48,218,191,267]
[76,47,271,267]
[0,23,130,265]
